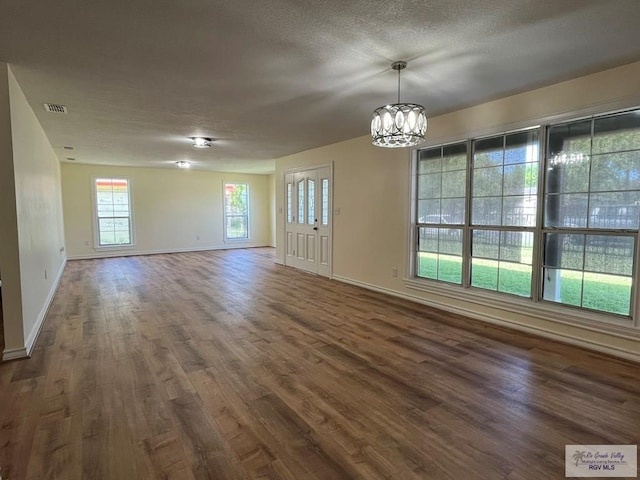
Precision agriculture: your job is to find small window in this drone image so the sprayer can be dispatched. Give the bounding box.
[286,183,293,223]
[297,180,305,224]
[224,183,249,240]
[321,178,329,226]
[307,179,315,225]
[94,178,133,247]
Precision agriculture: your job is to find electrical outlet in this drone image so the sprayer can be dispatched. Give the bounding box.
[196,234,200,240]
[84,240,89,246]
[392,267,398,278]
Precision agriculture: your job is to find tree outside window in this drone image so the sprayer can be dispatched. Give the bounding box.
[224,183,249,240]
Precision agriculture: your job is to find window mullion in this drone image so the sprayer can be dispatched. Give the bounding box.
[462,139,473,288]
[532,126,547,303]
[634,232,640,327]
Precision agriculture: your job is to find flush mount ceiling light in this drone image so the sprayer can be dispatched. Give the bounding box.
[191,137,212,148]
[371,61,427,148]
[176,161,191,168]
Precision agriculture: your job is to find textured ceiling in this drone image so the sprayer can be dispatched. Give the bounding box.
[1,0,640,173]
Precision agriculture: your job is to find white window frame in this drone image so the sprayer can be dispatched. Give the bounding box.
[223,182,250,242]
[407,107,640,332]
[92,177,135,249]
[540,113,639,317]
[415,141,468,285]
[468,128,541,298]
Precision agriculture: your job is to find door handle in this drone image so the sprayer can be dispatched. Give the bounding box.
[313,227,318,231]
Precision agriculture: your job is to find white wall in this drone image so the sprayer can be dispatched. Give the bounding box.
[0,64,67,359]
[275,61,640,362]
[61,163,273,258]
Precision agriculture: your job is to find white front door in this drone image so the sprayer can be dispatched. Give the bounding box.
[284,166,331,277]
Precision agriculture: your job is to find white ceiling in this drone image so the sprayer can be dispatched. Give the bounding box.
[1,0,640,174]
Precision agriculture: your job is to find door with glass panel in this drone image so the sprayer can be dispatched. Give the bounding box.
[284,166,331,276]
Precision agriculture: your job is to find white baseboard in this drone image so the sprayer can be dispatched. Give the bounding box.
[2,257,67,361]
[2,347,29,361]
[68,243,271,260]
[25,257,67,356]
[274,258,284,265]
[332,274,640,364]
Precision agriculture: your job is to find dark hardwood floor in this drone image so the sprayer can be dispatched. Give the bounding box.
[0,248,638,479]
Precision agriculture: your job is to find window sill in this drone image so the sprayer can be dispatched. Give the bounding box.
[94,244,136,250]
[404,277,639,340]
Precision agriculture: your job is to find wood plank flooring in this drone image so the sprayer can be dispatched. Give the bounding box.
[0,247,638,479]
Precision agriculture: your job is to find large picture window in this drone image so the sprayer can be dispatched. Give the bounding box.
[94,178,133,247]
[224,183,249,240]
[413,107,640,321]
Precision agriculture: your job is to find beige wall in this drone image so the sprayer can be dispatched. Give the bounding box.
[61,163,272,258]
[268,174,276,247]
[275,61,640,361]
[0,65,66,359]
[0,63,24,356]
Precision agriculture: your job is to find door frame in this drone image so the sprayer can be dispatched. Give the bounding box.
[282,162,333,278]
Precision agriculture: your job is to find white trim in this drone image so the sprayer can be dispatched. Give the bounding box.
[405,148,416,285]
[404,277,639,338]
[2,347,29,361]
[282,162,334,278]
[93,244,137,251]
[92,176,135,249]
[634,214,640,328]
[67,243,271,260]
[332,274,640,364]
[24,257,67,356]
[2,256,67,361]
[222,181,250,243]
[274,258,284,265]
[281,162,333,175]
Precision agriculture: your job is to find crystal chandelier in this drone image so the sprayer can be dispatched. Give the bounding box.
[371,61,427,148]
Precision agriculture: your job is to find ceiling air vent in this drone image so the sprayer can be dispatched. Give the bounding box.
[44,103,68,114]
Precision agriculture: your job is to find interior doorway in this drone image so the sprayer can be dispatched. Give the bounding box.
[284,165,332,277]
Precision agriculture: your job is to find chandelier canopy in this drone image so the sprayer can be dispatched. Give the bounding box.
[371,61,427,148]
